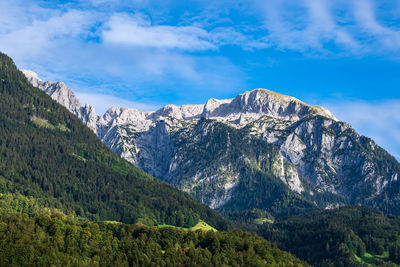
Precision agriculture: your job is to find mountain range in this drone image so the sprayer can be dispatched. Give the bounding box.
[0,52,315,266]
[22,69,400,220]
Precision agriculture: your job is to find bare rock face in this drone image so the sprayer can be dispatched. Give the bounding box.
[22,70,400,217]
[201,89,336,123]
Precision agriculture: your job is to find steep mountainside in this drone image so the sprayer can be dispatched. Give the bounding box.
[0,53,231,230]
[22,69,400,219]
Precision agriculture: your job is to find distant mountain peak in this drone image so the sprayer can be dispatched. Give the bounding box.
[233,88,337,121]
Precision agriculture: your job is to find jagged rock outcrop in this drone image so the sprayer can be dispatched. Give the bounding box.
[22,70,400,218]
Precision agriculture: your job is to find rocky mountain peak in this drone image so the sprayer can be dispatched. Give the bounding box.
[202,98,234,117]
[200,88,337,125]
[153,104,204,120]
[102,107,151,124]
[20,69,42,87]
[230,88,337,122]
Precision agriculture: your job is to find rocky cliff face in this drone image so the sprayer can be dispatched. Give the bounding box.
[22,70,400,218]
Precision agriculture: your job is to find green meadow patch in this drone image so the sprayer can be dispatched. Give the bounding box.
[354,251,390,265]
[158,219,217,232]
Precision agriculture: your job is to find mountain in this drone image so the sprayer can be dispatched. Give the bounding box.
[0,52,312,266]
[22,69,400,220]
[0,52,234,230]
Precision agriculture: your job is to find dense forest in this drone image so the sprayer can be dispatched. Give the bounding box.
[258,206,400,266]
[0,52,230,229]
[0,210,308,266]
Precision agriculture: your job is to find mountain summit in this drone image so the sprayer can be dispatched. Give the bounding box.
[23,70,400,219]
[21,69,336,125]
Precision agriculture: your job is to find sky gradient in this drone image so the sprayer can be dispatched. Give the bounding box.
[1,0,400,159]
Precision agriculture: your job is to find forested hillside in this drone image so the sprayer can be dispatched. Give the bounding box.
[0,52,230,230]
[0,210,308,266]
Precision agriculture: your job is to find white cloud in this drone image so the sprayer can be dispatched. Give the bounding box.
[252,0,400,55]
[325,99,400,160]
[101,13,267,51]
[353,0,391,35]
[0,8,97,58]
[3,0,400,61]
[255,0,360,53]
[102,13,216,51]
[209,27,270,50]
[305,0,359,49]
[353,0,400,51]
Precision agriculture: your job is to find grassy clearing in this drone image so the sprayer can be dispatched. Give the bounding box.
[72,153,87,162]
[190,219,217,232]
[102,220,122,224]
[157,224,189,230]
[254,218,274,225]
[157,219,217,232]
[31,116,70,132]
[354,251,389,265]
[31,116,55,129]
[355,252,375,265]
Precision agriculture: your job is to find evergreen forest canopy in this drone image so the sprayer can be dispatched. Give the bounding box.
[0,210,308,266]
[258,206,400,266]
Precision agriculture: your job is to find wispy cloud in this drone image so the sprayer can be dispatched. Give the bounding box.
[252,0,400,56]
[325,99,400,160]
[3,0,400,65]
[353,0,391,35]
[0,8,96,58]
[101,13,266,51]
[102,13,215,51]
[353,0,400,52]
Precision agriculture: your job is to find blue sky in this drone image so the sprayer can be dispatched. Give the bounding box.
[1,0,400,159]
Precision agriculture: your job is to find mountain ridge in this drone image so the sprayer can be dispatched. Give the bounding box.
[21,69,337,126]
[21,69,400,220]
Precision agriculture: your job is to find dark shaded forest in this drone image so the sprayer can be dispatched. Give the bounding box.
[259,206,400,266]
